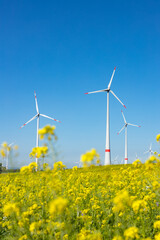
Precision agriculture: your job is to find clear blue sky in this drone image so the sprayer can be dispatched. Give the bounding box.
[0,0,160,168]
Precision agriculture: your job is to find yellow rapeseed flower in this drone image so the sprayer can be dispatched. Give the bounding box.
[112,190,131,213]
[2,142,8,148]
[80,149,100,167]
[154,221,160,229]
[3,203,19,217]
[18,235,28,240]
[63,234,68,240]
[0,149,6,157]
[38,125,56,141]
[14,145,19,150]
[132,200,147,213]
[155,233,160,240]
[28,162,37,172]
[49,197,68,216]
[96,159,100,164]
[132,159,142,167]
[91,148,96,155]
[38,128,47,135]
[124,227,139,239]
[53,161,66,170]
[73,166,78,170]
[29,222,39,233]
[30,146,48,159]
[113,236,123,240]
[20,166,30,173]
[156,134,160,142]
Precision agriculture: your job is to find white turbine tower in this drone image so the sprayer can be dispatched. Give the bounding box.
[6,142,14,170]
[117,110,141,164]
[20,91,61,165]
[144,144,154,158]
[85,67,126,165]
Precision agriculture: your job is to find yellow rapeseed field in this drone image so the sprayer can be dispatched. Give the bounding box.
[0,160,160,239]
[0,126,160,239]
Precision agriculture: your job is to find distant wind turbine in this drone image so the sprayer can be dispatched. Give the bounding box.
[6,142,14,170]
[144,144,154,158]
[112,155,119,165]
[117,110,141,164]
[85,67,126,165]
[20,92,61,165]
[135,153,140,161]
[75,160,81,168]
[120,158,124,164]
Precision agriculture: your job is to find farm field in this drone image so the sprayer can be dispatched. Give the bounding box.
[0,161,160,240]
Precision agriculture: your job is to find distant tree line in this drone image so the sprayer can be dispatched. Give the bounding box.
[0,163,20,174]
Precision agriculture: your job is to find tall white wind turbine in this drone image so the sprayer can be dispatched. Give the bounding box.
[144,144,154,158]
[20,92,61,165]
[117,110,141,164]
[85,67,126,165]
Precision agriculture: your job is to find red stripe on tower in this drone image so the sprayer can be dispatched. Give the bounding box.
[125,158,128,160]
[105,149,110,152]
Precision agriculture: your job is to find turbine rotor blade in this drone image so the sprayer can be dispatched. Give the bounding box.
[20,114,37,128]
[34,91,39,114]
[117,125,125,135]
[9,143,14,147]
[150,143,152,150]
[128,123,141,127]
[40,114,61,123]
[121,110,127,123]
[108,67,116,89]
[144,151,149,154]
[110,90,126,108]
[85,89,107,94]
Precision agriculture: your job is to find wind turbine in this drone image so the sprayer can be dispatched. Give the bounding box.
[20,91,61,166]
[117,110,141,164]
[120,158,124,164]
[112,155,119,165]
[144,144,154,158]
[6,142,14,170]
[135,153,140,161]
[75,160,81,168]
[85,67,126,165]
